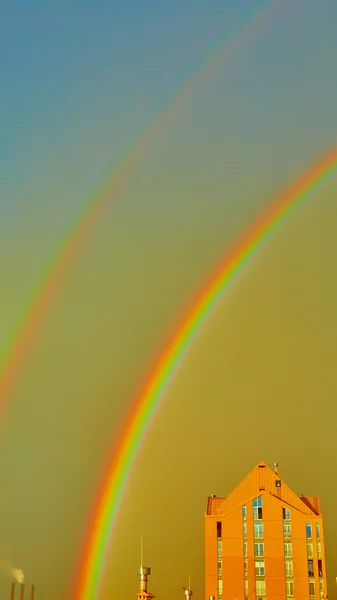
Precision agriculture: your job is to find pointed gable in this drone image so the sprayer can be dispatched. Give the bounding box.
[206,461,321,517]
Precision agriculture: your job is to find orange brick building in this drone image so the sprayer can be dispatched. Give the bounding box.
[205,461,328,600]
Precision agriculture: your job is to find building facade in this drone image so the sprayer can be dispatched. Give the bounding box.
[205,461,328,600]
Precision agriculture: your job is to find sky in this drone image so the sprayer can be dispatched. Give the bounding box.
[0,0,337,599]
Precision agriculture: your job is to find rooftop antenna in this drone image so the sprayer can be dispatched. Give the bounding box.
[183,577,193,600]
[137,536,155,600]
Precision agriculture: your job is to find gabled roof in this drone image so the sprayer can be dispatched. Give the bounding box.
[206,461,321,517]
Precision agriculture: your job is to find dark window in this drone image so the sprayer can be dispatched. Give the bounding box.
[283,507,291,520]
[318,559,323,577]
[308,560,314,577]
[276,480,281,488]
[258,507,263,519]
[306,523,312,539]
[217,521,222,538]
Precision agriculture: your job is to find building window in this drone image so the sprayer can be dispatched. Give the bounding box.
[255,560,265,576]
[308,560,314,577]
[316,523,321,539]
[253,496,263,519]
[319,578,324,598]
[254,543,264,557]
[309,578,315,597]
[283,522,292,539]
[286,580,294,597]
[217,540,222,556]
[218,580,223,596]
[217,521,222,538]
[243,521,247,538]
[244,579,249,598]
[285,560,293,578]
[254,522,264,539]
[318,559,323,577]
[306,523,312,539]
[243,542,247,557]
[255,580,266,597]
[218,559,222,576]
[317,541,322,559]
[307,542,313,559]
[283,507,291,520]
[244,559,248,577]
[284,543,292,558]
[242,505,247,520]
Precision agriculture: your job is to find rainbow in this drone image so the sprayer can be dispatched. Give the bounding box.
[74,145,337,600]
[0,0,276,414]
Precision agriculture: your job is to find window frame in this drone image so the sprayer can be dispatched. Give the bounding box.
[309,578,315,597]
[306,522,313,539]
[255,559,265,577]
[308,559,314,577]
[283,507,291,520]
[286,580,294,597]
[317,541,322,559]
[283,521,292,539]
[284,542,293,558]
[254,521,264,539]
[254,542,264,557]
[307,541,314,559]
[255,579,266,596]
[285,560,293,578]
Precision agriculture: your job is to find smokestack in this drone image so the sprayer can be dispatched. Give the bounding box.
[19,583,24,600]
[10,582,15,600]
[139,567,151,593]
[30,585,35,600]
[273,462,279,476]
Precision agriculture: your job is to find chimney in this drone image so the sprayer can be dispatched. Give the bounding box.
[30,585,35,600]
[10,582,15,600]
[19,584,24,600]
[273,462,279,476]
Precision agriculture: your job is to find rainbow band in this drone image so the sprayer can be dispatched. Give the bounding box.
[74,146,337,600]
[0,0,276,413]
